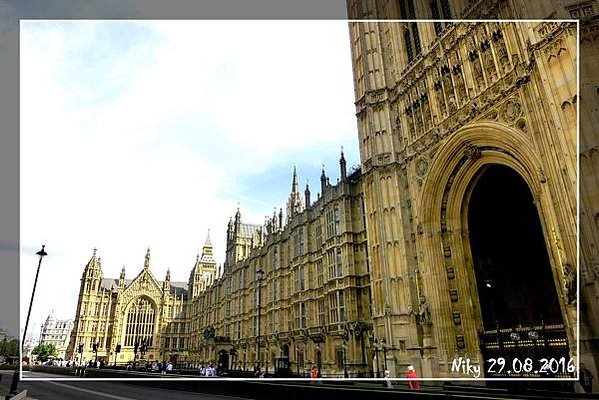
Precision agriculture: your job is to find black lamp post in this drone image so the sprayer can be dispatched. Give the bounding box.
[342,340,349,378]
[381,338,388,372]
[23,245,48,350]
[296,345,301,377]
[114,344,121,367]
[12,246,47,392]
[256,267,264,370]
[140,338,147,359]
[11,245,47,394]
[133,340,139,364]
[316,343,322,377]
[92,341,99,364]
[373,338,381,378]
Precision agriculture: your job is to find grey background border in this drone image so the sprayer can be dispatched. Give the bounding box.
[0,0,350,341]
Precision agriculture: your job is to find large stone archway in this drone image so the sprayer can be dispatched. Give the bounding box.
[417,122,576,377]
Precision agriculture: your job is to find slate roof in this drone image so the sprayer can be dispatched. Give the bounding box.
[100,278,188,297]
[238,223,261,239]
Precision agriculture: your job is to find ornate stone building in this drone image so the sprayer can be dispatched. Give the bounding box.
[67,7,592,381]
[345,0,585,380]
[66,240,216,365]
[347,0,596,386]
[39,311,73,360]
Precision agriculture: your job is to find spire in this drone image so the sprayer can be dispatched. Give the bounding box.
[119,266,126,288]
[278,208,283,229]
[234,206,241,226]
[84,247,101,276]
[202,229,213,256]
[164,268,171,291]
[340,146,347,181]
[320,164,327,193]
[144,247,150,270]
[291,165,299,194]
[287,166,304,218]
[205,229,212,247]
[305,181,311,208]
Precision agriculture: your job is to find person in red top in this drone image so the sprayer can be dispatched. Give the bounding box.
[406,365,420,390]
[311,366,319,380]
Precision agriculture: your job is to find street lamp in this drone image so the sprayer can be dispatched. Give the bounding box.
[296,345,301,377]
[342,340,348,378]
[381,338,388,372]
[13,245,47,392]
[114,344,121,367]
[316,343,322,378]
[373,338,381,378]
[256,267,264,370]
[92,341,99,364]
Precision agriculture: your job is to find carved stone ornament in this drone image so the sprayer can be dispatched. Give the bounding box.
[449,288,459,302]
[563,263,577,305]
[446,266,455,279]
[464,143,481,160]
[456,334,465,349]
[416,158,429,177]
[416,296,432,325]
[500,98,523,124]
[452,310,462,325]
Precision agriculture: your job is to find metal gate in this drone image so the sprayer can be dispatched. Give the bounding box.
[479,323,573,378]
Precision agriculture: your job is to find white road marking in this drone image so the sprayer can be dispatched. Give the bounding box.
[42,381,139,400]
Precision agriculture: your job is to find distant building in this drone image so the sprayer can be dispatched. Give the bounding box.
[39,312,73,360]
[23,337,39,361]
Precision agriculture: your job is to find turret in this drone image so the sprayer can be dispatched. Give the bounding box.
[340,147,347,181]
[304,182,311,208]
[286,166,304,219]
[320,165,327,193]
[163,268,171,292]
[144,247,151,270]
[82,247,103,292]
[118,266,126,288]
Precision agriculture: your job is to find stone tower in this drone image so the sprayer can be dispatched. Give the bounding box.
[347,5,578,378]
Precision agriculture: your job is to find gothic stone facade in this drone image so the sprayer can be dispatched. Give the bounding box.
[347,1,579,380]
[68,16,584,379]
[66,243,215,365]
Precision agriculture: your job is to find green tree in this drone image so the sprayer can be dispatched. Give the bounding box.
[32,343,58,361]
[0,335,19,357]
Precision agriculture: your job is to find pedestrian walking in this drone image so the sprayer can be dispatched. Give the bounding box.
[384,370,393,388]
[310,366,318,380]
[406,365,420,390]
[580,363,594,393]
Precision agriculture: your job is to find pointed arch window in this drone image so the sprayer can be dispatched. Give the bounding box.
[124,297,155,347]
[430,0,452,36]
[399,0,421,63]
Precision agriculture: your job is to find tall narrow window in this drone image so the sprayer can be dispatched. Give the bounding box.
[336,248,343,277]
[300,265,305,291]
[317,259,324,286]
[334,206,340,235]
[431,0,452,36]
[400,0,422,62]
[299,230,305,255]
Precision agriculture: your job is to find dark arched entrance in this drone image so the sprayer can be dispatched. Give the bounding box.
[467,164,569,377]
[468,164,562,329]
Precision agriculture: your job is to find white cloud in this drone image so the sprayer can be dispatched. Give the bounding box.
[19,20,358,335]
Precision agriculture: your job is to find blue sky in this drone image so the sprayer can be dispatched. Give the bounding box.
[20,20,358,337]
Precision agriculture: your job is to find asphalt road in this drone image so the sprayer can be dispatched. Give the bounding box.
[1,371,252,400]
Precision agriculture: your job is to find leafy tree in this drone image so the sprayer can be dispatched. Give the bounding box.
[32,343,58,361]
[0,335,19,357]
